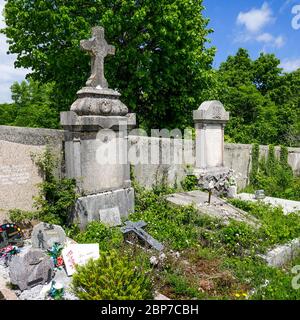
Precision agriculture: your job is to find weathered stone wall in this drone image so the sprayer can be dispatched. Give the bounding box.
[1,125,300,222]
[0,125,64,223]
[128,136,195,189]
[129,137,300,190]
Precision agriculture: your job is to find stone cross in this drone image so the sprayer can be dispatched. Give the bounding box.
[120,220,164,251]
[80,26,115,89]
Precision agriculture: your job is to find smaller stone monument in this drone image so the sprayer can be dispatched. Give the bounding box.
[193,100,229,176]
[31,223,66,250]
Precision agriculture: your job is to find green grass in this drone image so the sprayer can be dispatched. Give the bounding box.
[71,185,300,300]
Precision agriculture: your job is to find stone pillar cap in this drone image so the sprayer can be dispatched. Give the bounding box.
[193,100,229,123]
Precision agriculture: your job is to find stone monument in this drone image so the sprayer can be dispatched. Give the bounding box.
[193,100,229,177]
[60,26,135,229]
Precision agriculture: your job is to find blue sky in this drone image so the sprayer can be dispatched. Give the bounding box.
[0,0,300,103]
[203,0,300,69]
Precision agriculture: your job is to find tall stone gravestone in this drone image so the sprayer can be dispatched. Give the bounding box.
[60,26,135,229]
[193,100,229,176]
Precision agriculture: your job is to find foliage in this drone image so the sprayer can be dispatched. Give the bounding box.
[216,49,300,146]
[0,79,58,128]
[249,143,259,185]
[8,209,39,224]
[131,184,220,250]
[73,221,123,251]
[246,144,300,200]
[69,184,300,300]
[2,0,215,131]
[229,199,300,248]
[223,256,300,300]
[72,249,153,300]
[181,174,199,191]
[32,146,77,225]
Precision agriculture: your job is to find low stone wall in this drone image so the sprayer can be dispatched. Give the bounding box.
[129,138,300,190]
[0,125,64,222]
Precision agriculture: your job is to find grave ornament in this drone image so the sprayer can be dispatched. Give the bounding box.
[31,223,66,250]
[120,220,164,251]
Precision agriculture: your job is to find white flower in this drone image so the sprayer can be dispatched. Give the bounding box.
[150,256,158,265]
[159,253,166,261]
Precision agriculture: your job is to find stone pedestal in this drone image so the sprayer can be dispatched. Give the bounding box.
[60,26,136,229]
[61,87,136,230]
[193,100,229,177]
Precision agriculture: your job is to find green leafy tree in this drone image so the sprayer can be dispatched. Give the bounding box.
[0,79,59,128]
[216,48,300,146]
[2,0,215,131]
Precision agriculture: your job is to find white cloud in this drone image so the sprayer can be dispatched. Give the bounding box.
[235,3,285,50]
[280,58,300,72]
[0,0,28,103]
[256,33,285,48]
[237,2,274,33]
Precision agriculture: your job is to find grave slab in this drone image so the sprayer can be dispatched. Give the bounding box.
[166,190,258,226]
[237,193,300,215]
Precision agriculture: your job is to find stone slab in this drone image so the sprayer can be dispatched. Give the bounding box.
[99,207,122,226]
[166,190,258,226]
[237,193,300,214]
[74,187,134,230]
[259,238,300,267]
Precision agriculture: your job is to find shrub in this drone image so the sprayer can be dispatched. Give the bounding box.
[72,250,153,300]
[248,144,299,200]
[8,209,39,224]
[181,175,199,191]
[74,222,123,251]
[32,146,78,225]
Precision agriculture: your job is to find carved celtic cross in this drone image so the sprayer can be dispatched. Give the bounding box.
[80,26,115,89]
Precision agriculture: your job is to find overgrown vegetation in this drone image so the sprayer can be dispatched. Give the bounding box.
[71,221,123,252]
[32,147,78,225]
[72,249,153,300]
[246,144,300,200]
[70,184,300,300]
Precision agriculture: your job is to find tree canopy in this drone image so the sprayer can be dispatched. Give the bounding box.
[0,79,58,128]
[215,48,300,146]
[2,0,215,130]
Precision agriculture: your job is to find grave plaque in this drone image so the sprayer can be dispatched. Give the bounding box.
[62,244,100,276]
[31,223,66,250]
[99,207,122,226]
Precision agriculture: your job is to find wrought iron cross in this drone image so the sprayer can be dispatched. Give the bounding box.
[80,26,115,89]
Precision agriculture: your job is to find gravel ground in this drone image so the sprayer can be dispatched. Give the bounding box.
[0,240,78,300]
